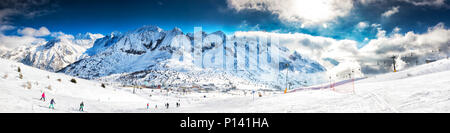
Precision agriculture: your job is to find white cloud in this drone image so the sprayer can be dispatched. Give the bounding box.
[363,37,369,42]
[17,27,51,37]
[376,27,387,38]
[2,27,51,49]
[358,0,384,5]
[0,26,60,49]
[0,34,46,49]
[359,22,450,73]
[401,0,447,7]
[392,27,401,33]
[0,25,15,33]
[382,6,400,17]
[358,0,447,7]
[233,30,365,78]
[323,23,328,28]
[238,20,261,31]
[362,23,450,55]
[0,26,87,50]
[51,31,74,39]
[233,23,450,75]
[371,23,381,28]
[233,31,359,69]
[227,0,354,27]
[356,22,369,30]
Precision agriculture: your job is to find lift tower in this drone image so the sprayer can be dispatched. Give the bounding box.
[391,56,397,72]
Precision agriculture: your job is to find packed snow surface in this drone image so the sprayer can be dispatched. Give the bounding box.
[1,58,449,112]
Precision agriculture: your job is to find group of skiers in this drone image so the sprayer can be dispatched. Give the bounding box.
[165,103,170,109]
[145,102,180,110]
[40,91,183,112]
[154,102,180,110]
[40,92,85,112]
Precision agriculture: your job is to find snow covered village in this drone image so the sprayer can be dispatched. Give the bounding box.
[1,0,450,113]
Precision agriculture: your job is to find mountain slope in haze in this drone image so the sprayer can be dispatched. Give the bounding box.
[1,33,103,72]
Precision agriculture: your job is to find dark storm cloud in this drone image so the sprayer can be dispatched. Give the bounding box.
[0,0,58,24]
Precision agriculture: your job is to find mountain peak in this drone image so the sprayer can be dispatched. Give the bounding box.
[134,25,163,33]
[42,38,60,49]
[75,32,104,40]
[171,27,182,32]
[211,31,226,38]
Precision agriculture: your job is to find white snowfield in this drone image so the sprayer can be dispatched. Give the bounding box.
[1,58,449,113]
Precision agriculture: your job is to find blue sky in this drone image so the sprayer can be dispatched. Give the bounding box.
[1,0,450,43]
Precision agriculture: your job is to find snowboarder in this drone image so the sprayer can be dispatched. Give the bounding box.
[79,101,84,112]
[40,92,46,101]
[49,98,56,109]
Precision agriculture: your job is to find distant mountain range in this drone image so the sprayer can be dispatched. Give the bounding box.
[1,33,103,71]
[1,25,328,89]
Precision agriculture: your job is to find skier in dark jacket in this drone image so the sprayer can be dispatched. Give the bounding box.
[49,99,56,109]
[79,102,84,111]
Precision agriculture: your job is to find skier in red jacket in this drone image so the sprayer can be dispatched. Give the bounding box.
[40,92,46,101]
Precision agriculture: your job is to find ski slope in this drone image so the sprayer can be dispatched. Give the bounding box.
[0,58,148,112]
[1,58,450,113]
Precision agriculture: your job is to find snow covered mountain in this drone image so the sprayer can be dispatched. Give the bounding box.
[74,32,105,48]
[83,32,123,56]
[60,25,327,89]
[1,33,103,72]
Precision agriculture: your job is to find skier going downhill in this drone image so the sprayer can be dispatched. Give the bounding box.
[147,103,149,109]
[79,101,84,112]
[40,92,46,101]
[49,98,56,109]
